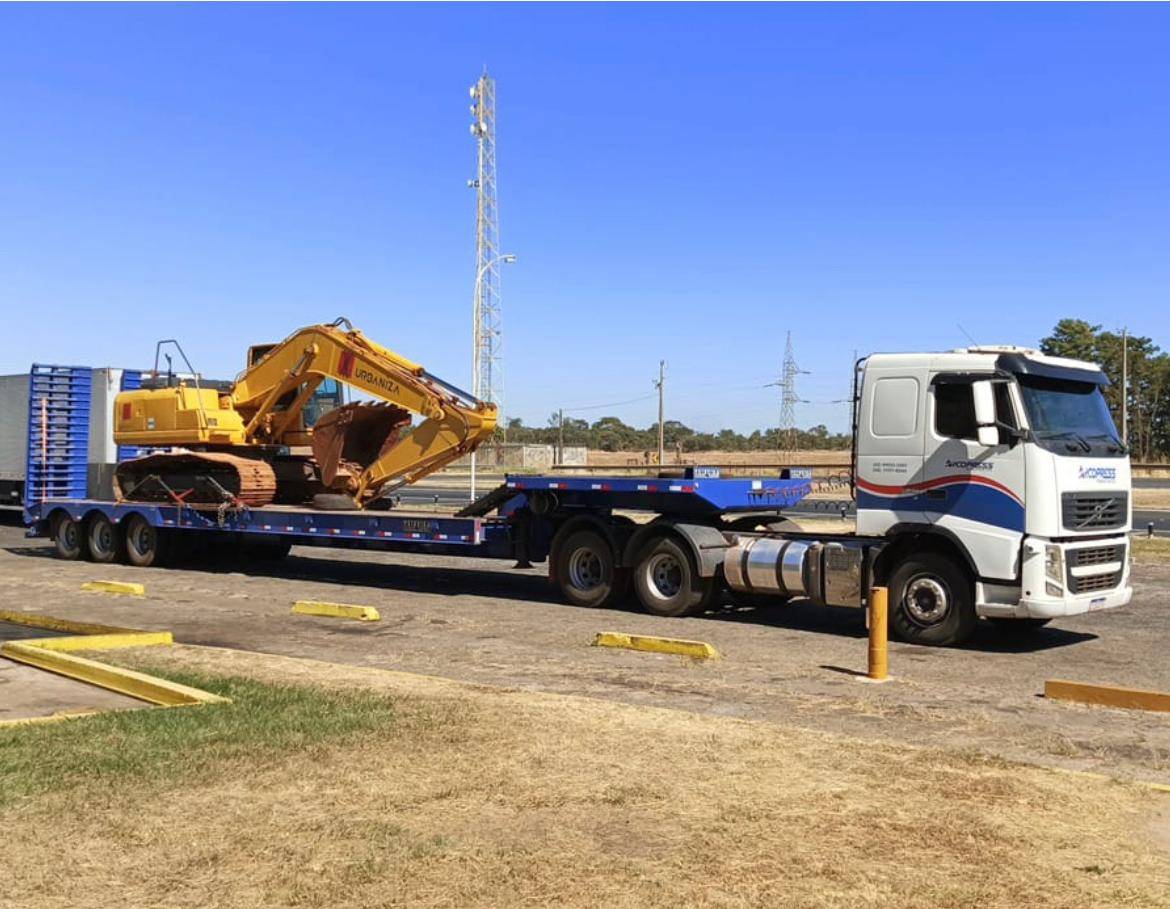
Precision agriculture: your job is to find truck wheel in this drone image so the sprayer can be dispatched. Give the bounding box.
[556,529,625,608]
[633,536,718,618]
[124,514,169,568]
[888,552,977,646]
[52,513,83,561]
[86,514,123,564]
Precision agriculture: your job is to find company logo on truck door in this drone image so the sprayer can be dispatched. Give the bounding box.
[944,459,993,471]
[856,474,1024,532]
[1078,466,1118,482]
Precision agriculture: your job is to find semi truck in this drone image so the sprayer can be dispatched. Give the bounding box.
[22,344,1133,646]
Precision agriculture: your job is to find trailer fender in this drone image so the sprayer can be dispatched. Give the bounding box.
[623,521,731,579]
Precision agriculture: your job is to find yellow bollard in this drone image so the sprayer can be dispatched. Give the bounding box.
[868,586,889,681]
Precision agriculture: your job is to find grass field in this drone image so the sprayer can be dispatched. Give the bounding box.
[1,645,1166,908]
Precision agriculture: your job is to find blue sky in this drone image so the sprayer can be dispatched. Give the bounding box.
[1,4,1167,433]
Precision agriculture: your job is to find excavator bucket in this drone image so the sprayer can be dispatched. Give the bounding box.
[311,402,412,492]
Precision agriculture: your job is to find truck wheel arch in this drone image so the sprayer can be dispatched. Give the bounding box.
[873,524,977,587]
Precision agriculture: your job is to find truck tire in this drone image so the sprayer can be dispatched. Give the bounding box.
[555,529,626,609]
[633,536,718,618]
[86,514,123,563]
[887,552,977,646]
[124,514,169,568]
[52,513,83,561]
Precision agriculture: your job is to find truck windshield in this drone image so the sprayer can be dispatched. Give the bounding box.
[1016,374,1124,456]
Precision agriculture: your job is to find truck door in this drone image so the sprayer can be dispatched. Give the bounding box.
[922,377,1025,581]
[854,367,929,535]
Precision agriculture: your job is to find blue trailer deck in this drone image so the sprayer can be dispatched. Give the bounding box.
[24,471,815,615]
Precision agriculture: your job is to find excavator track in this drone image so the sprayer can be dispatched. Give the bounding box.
[114,451,278,508]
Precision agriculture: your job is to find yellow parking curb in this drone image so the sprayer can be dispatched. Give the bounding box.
[1045,679,1170,714]
[593,631,719,660]
[292,600,381,622]
[82,580,145,597]
[0,610,227,720]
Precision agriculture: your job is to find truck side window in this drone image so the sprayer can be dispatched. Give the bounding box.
[934,382,977,441]
[870,377,920,437]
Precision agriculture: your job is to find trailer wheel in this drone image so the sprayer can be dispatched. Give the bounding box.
[86,514,123,564]
[633,536,718,618]
[888,552,977,646]
[51,513,83,561]
[556,529,625,609]
[124,514,168,568]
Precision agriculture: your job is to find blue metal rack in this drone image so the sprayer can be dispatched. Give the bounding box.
[25,365,93,504]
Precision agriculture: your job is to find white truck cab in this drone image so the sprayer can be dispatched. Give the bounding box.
[853,345,1131,643]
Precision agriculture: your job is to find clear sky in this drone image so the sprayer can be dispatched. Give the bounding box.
[1,4,1167,434]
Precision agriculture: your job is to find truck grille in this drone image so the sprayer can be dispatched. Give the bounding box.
[1066,544,1126,595]
[1069,571,1123,594]
[1061,492,1128,531]
[1068,544,1125,567]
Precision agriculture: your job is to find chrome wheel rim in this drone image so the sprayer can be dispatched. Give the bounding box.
[904,575,950,625]
[568,548,604,591]
[645,553,682,600]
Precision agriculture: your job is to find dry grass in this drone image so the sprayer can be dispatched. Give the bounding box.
[1,645,1167,909]
[1134,488,1170,509]
[1133,535,1170,563]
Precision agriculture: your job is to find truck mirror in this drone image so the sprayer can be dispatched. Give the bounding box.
[972,381,995,426]
[977,425,999,447]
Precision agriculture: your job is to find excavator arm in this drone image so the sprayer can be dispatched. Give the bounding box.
[231,318,497,505]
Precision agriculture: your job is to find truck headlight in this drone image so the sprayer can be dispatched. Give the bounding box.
[1044,544,1064,594]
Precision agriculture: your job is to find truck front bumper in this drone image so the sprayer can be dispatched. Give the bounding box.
[978,534,1132,620]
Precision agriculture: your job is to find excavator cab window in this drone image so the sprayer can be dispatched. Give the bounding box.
[303,378,345,428]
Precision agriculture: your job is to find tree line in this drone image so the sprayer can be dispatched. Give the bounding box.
[502,416,852,453]
[1040,319,1169,462]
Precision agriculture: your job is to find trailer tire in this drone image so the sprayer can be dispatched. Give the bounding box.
[124,514,169,568]
[556,529,625,609]
[86,514,123,564]
[633,536,718,618]
[52,513,83,561]
[888,552,977,646]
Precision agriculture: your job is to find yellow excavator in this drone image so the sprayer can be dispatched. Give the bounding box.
[112,318,497,509]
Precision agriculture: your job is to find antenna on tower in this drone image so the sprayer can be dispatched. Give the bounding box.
[469,68,504,417]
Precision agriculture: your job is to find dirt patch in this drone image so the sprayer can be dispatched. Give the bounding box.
[2,644,1166,909]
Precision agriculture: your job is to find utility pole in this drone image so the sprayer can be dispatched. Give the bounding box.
[1121,327,1128,446]
[557,408,565,465]
[654,360,666,466]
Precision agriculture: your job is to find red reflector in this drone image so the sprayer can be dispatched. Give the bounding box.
[121,402,132,421]
[682,485,694,493]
